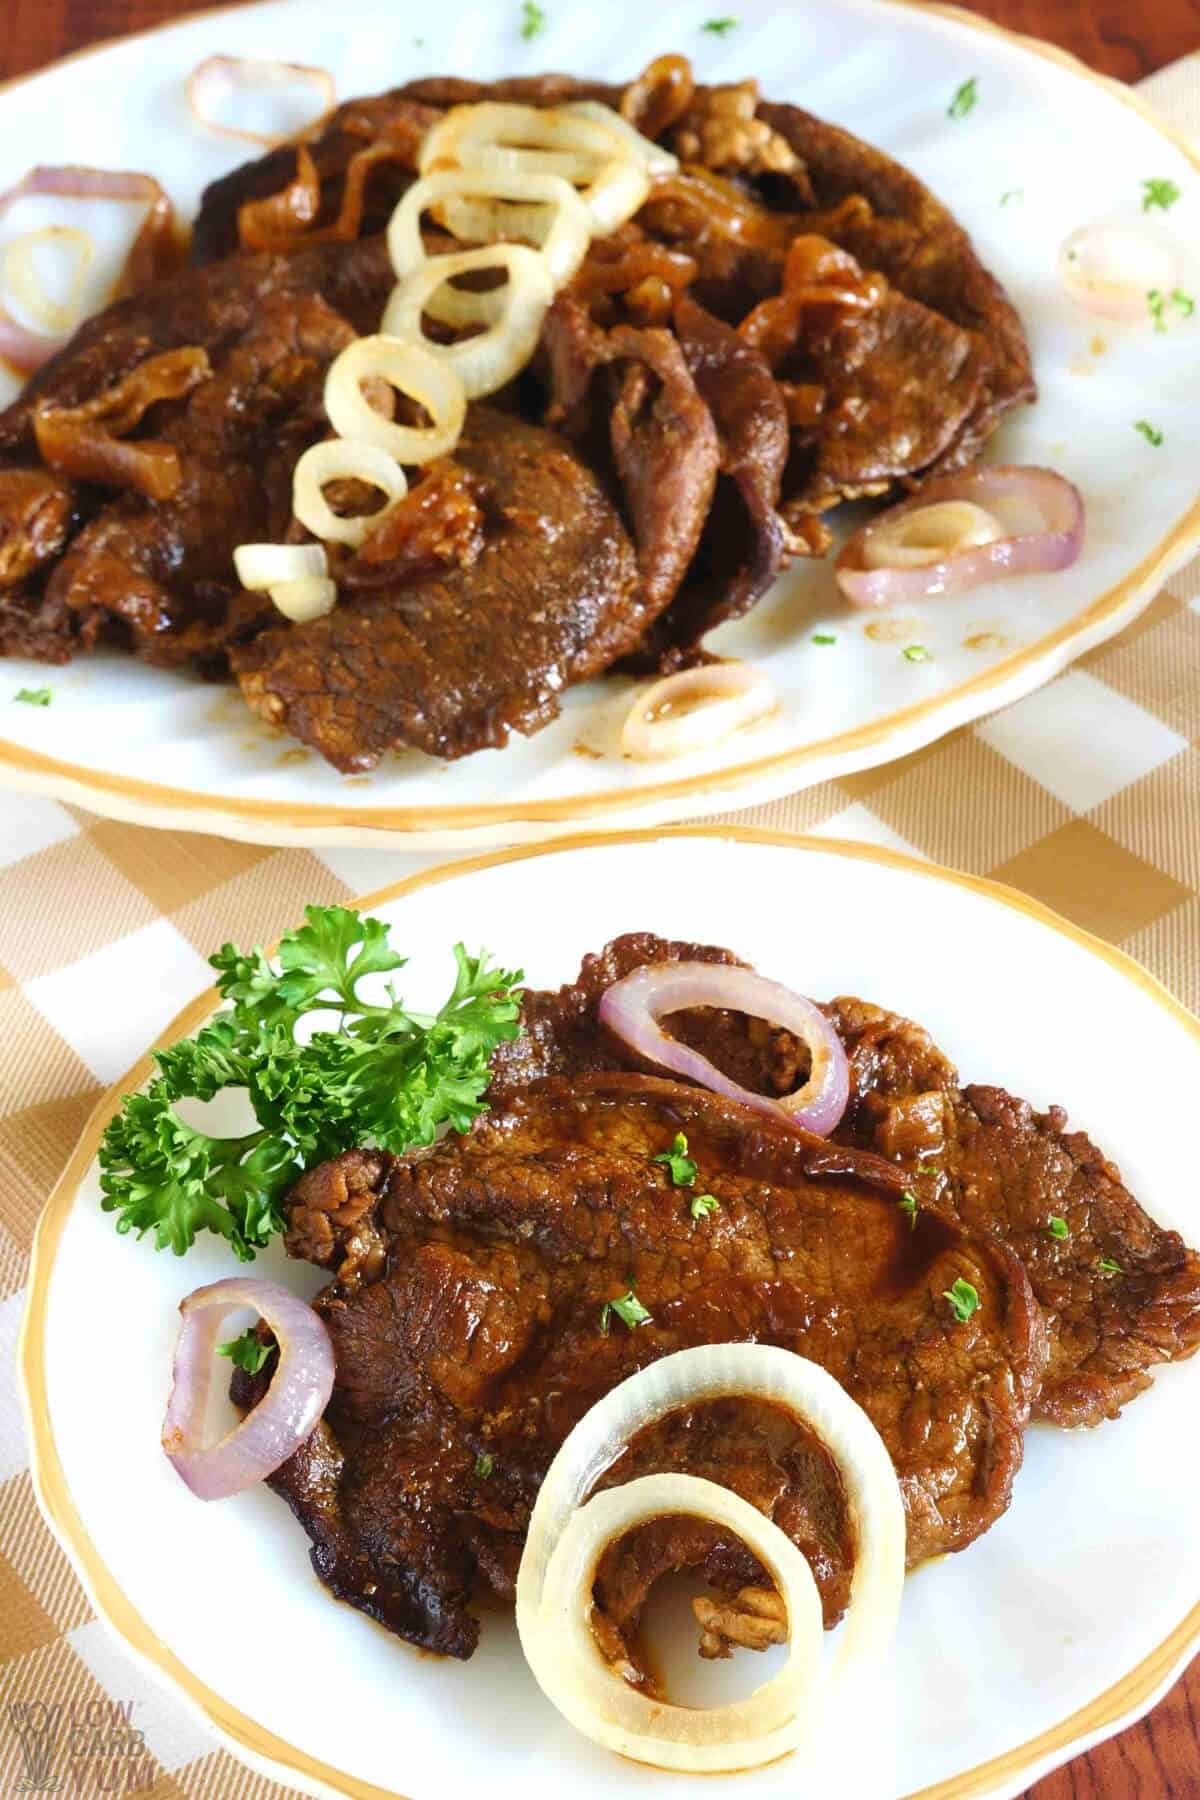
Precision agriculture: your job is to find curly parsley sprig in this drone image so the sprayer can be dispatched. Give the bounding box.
[99,907,523,1260]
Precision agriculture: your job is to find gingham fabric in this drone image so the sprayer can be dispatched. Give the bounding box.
[2,54,1199,1800]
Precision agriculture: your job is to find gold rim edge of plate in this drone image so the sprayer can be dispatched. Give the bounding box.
[17,824,1200,1800]
[0,4,1197,835]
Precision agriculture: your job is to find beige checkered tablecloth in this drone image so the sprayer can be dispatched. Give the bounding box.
[2,52,1199,1800]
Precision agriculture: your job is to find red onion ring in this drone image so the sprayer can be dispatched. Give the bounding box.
[0,166,179,373]
[597,962,850,1137]
[836,465,1085,609]
[162,1277,334,1502]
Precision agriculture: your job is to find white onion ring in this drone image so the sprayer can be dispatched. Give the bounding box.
[291,438,408,548]
[861,499,1004,570]
[269,574,337,623]
[836,465,1085,608]
[419,101,652,234]
[323,335,466,464]
[186,55,336,149]
[516,1343,905,1773]
[621,662,776,760]
[3,226,94,335]
[598,961,850,1136]
[162,1277,334,1501]
[1059,220,1178,321]
[563,100,680,177]
[388,169,590,324]
[382,243,553,399]
[233,542,327,590]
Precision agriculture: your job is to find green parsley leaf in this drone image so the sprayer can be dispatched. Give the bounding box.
[474,1451,495,1479]
[1047,1216,1069,1240]
[1135,420,1164,447]
[701,16,739,34]
[902,644,931,663]
[1098,1257,1122,1274]
[99,915,524,1258]
[899,1190,918,1221]
[600,1289,653,1333]
[690,1193,720,1221]
[519,0,546,38]
[947,77,978,120]
[1148,288,1168,333]
[1172,287,1195,318]
[14,686,51,706]
[1142,177,1180,212]
[812,632,837,645]
[999,187,1023,206]
[217,1329,272,1374]
[942,1277,980,1323]
[653,1131,698,1187]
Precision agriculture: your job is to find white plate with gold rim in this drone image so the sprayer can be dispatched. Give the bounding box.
[0,0,1198,848]
[20,829,1200,1800]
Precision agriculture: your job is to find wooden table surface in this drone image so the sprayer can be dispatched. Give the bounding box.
[2,2,1199,1798]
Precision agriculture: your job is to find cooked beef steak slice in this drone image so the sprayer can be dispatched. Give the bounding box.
[229,406,642,769]
[826,995,1200,1426]
[0,241,394,664]
[261,1074,1043,1657]
[488,935,1200,1427]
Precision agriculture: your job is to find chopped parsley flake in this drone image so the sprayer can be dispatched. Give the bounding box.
[1000,187,1023,206]
[1048,1216,1069,1240]
[812,632,837,645]
[14,686,51,706]
[217,1329,272,1374]
[701,16,739,34]
[947,77,978,120]
[902,644,931,663]
[1135,420,1164,446]
[601,1289,653,1333]
[1142,178,1180,212]
[1098,1257,1122,1274]
[1148,288,1168,332]
[899,1190,918,1222]
[654,1131,698,1187]
[943,1277,980,1323]
[519,0,546,39]
[474,1451,495,1478]
[1172,288,1195,318]
[690,1192,720,1221]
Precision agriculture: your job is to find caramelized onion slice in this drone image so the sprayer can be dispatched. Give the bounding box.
[382,243,554,400]
[621,662,775,760]
[186,55,336,148]
[598,960,850,1136]
[292,438,408,548]
[837,465,1085,608]
[162,1277,334,1501]
[516,1344,905,1773]
[324,335,467,464]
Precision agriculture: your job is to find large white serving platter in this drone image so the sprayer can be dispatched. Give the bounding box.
[20,829,1200,1799]
[0,1,1198,845]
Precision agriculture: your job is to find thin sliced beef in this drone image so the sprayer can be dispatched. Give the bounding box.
[487,934,1200,1427]
[229,406,642,769]
[826,995,1200,1426]
[636,294,787,664]
[254,1074,1044,1658]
